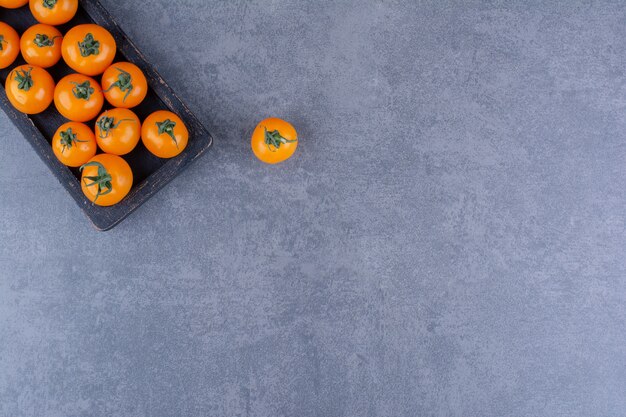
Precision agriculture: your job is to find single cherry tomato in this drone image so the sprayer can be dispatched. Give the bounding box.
[29,0,78,25]
[62,24,116,76]
[52,122,97,167]
[5,65,54,114]
[101,62,148,108]
[54,73,104,122]
[141,110,189,158]
[20,24,63,68]
[80,154,132,206]
[251,118,298,164]
[0,0,29,8]
[0,22,20,69]
[95,108,141,155]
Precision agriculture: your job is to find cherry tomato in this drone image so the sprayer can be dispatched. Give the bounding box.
[52,122,97,167]
[101,62,147,108]
[62,24,116,76]
[54,73,104,122]
[95,108,140,155]
[251,118,298,164]
[20,24,62,68]
[5,65,54,114]
[29,0,78,25]
[141,110,189,158]
[0,22,20,69]
[80,154,133,206]
[0,0,29,8]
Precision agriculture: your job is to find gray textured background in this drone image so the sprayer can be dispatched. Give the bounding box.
[1,1,625,416]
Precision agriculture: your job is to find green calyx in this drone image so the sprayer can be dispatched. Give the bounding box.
[103,67,133,102]
[80,161,112,203]
[264,128,297,152]
[42,0,57,9]
[156,119,178,148]
[34,34,61,47]
[78,33,100,57]
[71,80,95,100]
[12,67,34,92]
[96,115,134,139]
[0,36,5,51]
[59,127,88,153]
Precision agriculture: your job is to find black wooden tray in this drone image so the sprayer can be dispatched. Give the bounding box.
[0,1,213,231]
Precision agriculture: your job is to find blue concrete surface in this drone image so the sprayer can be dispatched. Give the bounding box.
[1,1,625,416]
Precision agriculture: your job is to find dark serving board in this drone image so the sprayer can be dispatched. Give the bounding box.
[0,1,213,231]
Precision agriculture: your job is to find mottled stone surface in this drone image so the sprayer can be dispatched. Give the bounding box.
[1,1,625,416]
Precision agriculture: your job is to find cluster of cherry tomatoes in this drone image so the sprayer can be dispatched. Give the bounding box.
[1,0,190,206]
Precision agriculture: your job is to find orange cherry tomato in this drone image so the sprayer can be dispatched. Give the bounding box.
[54,73,104,122]
[80,154,133,206]
[0,22,20,69]
[141,110,189,158]
[251,117,298,164]
[101,62,148,108]
[5,65,54,114]
[29,0,78,25]
[0,0,29,8]
[62,24,116,76]
[95,108,141,155]
[52,122,97,167]
[20,24,63,68]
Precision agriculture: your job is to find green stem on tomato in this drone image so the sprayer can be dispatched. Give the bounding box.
[80,161,113,203]
[264,128,297,152]
[70,80,95,100]
[43,0,57,9]
[156,119,178,148]
[59,127,88,153]
[34,34,61,47]
[78,33,100,57]
[96,115,135,139]
[12,67,34,92]
[102,67,133,102]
